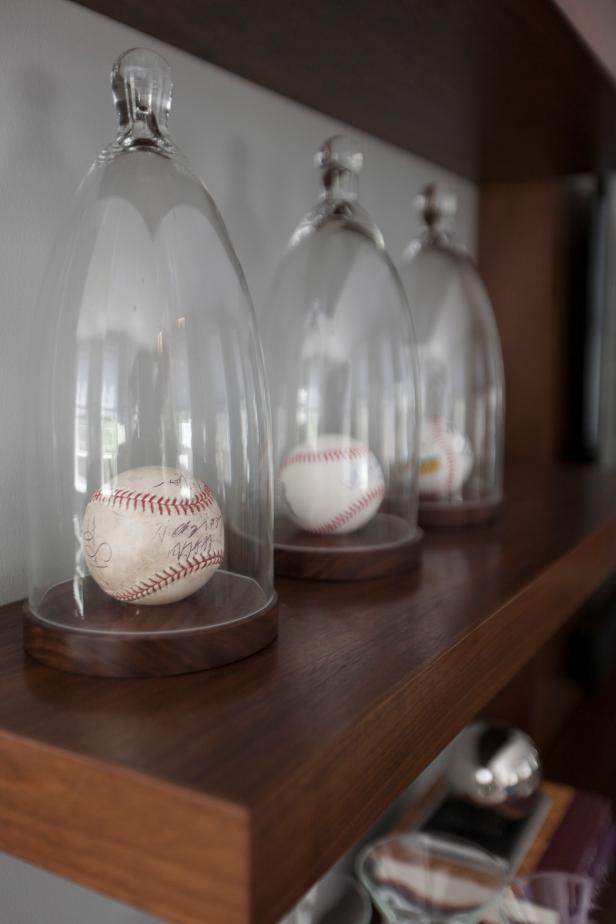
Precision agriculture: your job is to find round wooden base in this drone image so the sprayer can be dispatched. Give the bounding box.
[24,571,278,678]
[274,513,423,580]
[419,494,504,529]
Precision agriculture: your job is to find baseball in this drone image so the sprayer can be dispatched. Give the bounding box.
[419,419,474,498]
[279,434,385,535]
[82,466,224,605]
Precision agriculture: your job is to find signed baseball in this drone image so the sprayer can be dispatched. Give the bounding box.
[419,420,474,498]
[279,434,385,535]
[82,466,224,605]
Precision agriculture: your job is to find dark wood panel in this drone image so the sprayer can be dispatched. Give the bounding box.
[479,177,601,465]
[546,667,616,802]
[70,0,616,181]
[479,180,572,462]
[482,624,583,752]
[1,466,616,923]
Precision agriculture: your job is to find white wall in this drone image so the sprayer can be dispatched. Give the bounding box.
[0,0,476,920]
[0,853,164,924]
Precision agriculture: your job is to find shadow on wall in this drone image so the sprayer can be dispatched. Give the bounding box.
[0,66,80,602]
[220,132,321,323]
[221,136,267,309]
[0,851,163,924]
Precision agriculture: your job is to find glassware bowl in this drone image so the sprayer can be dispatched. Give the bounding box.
[356,832,509,923]
[498,872,596,924]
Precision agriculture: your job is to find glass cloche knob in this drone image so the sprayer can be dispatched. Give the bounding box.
[315,134,364,200]
[414,183,457,232]
[111,48,173,147]
[315,134,364,171]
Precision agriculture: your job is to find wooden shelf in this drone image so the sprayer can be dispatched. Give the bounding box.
[1,465,616,924]
[71,0,616,181]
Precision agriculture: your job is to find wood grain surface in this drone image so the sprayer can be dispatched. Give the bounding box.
[70,0,616,181]
[1,465,616,924]
[23,576,278,677]
[419,496,503,529]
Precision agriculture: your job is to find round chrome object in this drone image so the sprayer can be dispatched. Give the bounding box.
[446,722,542,816]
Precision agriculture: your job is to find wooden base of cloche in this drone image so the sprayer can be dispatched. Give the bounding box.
[23,571,277,678]
[274,513,423,581]
[419,494,504,529]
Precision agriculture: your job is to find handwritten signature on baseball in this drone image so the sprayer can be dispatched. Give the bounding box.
[154,515,223,563]
[83,516,112,569]
[152,473,195,491]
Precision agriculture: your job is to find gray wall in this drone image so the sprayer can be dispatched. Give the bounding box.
[0,0,476,919]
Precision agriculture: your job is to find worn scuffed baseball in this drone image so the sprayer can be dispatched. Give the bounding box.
[419,419,474,498]
[279,434,385,535]
[82,466,224,605]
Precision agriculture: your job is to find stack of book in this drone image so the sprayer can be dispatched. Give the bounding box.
[390,778,614,892]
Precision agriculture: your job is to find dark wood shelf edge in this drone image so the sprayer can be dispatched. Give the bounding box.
[0,723,251,924]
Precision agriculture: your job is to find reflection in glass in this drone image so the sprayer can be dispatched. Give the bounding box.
[399,185,505,527]
[262,135,421,569]
[26,49,273,639]
[357,832,508,923]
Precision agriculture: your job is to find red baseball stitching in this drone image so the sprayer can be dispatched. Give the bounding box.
[113,551,225,602]
[314,484,385,534]
[431,420,456,493]
[280,445,369,474]
[90,483,215,516]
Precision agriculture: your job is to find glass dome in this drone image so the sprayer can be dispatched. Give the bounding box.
[24,49,275,676]
[261,135,421,580]
[398,184,505,528]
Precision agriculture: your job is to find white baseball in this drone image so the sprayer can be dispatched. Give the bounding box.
[82,466,224,605]
[279,434,385,535]
[419,419,474,498]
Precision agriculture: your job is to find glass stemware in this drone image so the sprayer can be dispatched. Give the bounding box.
[498,872,596,924]
[357,831,509,923]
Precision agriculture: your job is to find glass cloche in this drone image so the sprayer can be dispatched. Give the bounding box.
[399,185,505,528]
[24,49,276,676]
[262,135,422,580]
